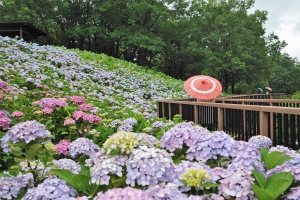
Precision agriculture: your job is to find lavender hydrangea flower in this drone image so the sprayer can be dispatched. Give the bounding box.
[94,187,152,200]
[188,194,224,200]
[230,140,261,160]
[52,159,81,174]
[69,137,100,158]
[110,119,122,127]
[123,117,138,126]
[135,133,158,147]
[126,145,174,186]
[145,183,188,200]
[248,135,272,149]
[283,186,300,200]
[267,156,300,182]
[1,120,52,152]
[269,145,300,158]
[218,170,256,200]
[22,178,76,200]
[187,130,235,162]
[117,124,134,132]
[228,156,265,173]
[0,173,33,199]
[90,154,127,185]
[160,123,207,152]
[151,121,166,128]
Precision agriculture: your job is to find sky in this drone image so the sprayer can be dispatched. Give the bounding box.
[248,0,300,60]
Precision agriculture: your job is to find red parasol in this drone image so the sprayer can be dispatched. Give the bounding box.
[265,87,272,91]
[184,75,222,100]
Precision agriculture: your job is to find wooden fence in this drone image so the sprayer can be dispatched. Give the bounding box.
[157,95,300,150]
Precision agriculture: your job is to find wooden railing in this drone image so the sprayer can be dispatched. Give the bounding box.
[157,97,300,150]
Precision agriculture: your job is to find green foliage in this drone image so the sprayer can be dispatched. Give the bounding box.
[251,170,293,200]
[259,147,292,170]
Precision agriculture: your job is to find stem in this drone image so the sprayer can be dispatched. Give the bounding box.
[27,161,38,187]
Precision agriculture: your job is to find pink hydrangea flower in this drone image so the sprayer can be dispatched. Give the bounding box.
[0,110,6,118]
[83,114,102,124]
[0,81,8,89]
[55,140,71,155]
[78,104,93,111]
[0,117,12,130]
[11,111,24,117]
[72,111,86,120]
[70,96,86,104]
[42,108,54,114]
[64,118,76,126]
[39,98,68,110]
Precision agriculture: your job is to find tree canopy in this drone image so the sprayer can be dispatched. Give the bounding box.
[0,0,298,94]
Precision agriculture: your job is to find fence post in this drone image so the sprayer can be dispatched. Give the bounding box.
[218,107,223,131]
[194,105,199,124]
[259,111,269,137]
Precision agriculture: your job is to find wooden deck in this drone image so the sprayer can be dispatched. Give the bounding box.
[157,94,300,150]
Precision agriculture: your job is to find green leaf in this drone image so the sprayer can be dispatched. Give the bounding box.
[27,144,43,160]
[259,147,269,163]
[252,170,267,189]
[275,156,292,166]
[179,179,187,185]
[251,184,273,200]
[265,151,286,170]
[0,173,11,178]
[201,182,220,188]
[10,146,24,157]
[111,176,126,187]
[51,169,90,195]
[80,165,90,178]
[266,172,293,199]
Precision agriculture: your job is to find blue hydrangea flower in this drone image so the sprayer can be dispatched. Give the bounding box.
[1,120,52,152]
[90,154,127,185]
[145,183,188,200]
[22,178,76,200]
[248,135,272,149]
[135,133,158,148]
[94,187,152,200]
[126,145,174,186]
[269,145,300,158]
[69,137,100,158]
[52,159,81,174]
[188,194,224,200]
[160,123,208,152]
[218,170,256,199]
[283,186,300,200]
[0,173,33,199]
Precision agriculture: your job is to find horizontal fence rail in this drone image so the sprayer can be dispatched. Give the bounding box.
[157,98,300,150]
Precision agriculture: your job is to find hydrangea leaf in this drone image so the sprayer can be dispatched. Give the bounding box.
[27,144,43,160]
[266,172,293,199]
[265,151,291,170]
[251,170,267,189]
[251,184,273,200]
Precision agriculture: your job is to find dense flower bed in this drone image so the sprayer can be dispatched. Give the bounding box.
[1,36,300,200]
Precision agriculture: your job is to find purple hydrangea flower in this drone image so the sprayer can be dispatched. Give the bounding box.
[69,137,101,158]
[230,140,261,160]
[90,154,127,185]
[52,159,81,174]
[1,120,52,153]
[187,130,235,162]
[145,183,188,200]
[283,186,300,200]
[188,194,224,200]
[0,173,33,199]
[94,187,152,200]
[123,117,138,126]
[22,178,76,200]
[0,116,12,130]
[218,170,256,200]
[110,119,122,127]
[39,97,68,110]
[117,124,134,132]
[126,145,174,187]
[228,156,265,173]
[160,123,208,152]
[151,121,166,128]
[135,133,158,147]
[266,156,300,182]
[269,145,300,158]
[248,135,272,149]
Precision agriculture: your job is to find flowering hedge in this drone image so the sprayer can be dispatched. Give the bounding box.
[1,36,300,200]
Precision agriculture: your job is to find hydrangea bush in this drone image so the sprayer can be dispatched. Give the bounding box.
[1,36,300,199]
